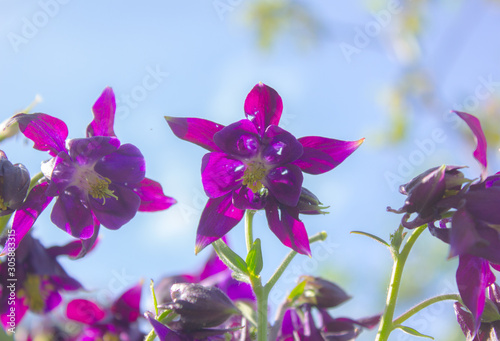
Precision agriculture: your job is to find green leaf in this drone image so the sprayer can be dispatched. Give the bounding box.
[246,238,263,276]
[212,239,250,279]
[350,231,390,247]
[287,279,307,304]
[235,301,258,327]
[231,271,251,284]
[394,325,434,339]
[390,224,407,251]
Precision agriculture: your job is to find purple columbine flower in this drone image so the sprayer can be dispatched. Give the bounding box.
[66,282,144,341]
[166,83,363,255]
[3,87,176,257]
[0,233,84,332]
[389,111,500,336]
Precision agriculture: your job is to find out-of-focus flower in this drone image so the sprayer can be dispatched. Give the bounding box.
[0,233,84,331]
[166,83,363,255]
[0,150,30,216]
[295,276,351,309]
[3,87,175,258]
[66,282,144,341]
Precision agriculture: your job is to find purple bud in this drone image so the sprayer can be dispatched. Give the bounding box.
[166,283,239,330]
[297,188,329,215]
[0,152,30,215]
[297,276,351,309]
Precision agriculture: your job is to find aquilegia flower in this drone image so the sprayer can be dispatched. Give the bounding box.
[0,233,84,332]
[66,282,144,341]
[3,87,176,257]
[389,111,500,336]
[166,83,363,255]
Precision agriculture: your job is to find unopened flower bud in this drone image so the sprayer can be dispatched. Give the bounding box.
[0,151,30,215]
[297,188,329,215]
[298,276,351,308]
[167,283,239,330]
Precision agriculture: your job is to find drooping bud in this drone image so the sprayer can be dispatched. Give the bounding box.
[297,188,329,215]
[166,283,239,330]
[387,165,467,229]
[0,151,30,215]
[296,276,351,308]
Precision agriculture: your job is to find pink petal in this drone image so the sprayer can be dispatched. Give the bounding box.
[265,198,311,255]
[165,116,224,152]
[66,299,106,325]
[244,83,283,135]
[293,137,364,175]
[0,183,52,256]
[111,282,142,323]
[264,164,303,207]
[87,87,116,137]
[133,178,177,212]
[195,194,245,254]
[51,188,95,239]
[456,255,496,336]
[201,152,245,198]
[11,113,68,156]
[455,111,488,180]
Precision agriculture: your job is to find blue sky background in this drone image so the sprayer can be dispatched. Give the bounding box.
[2,0,500,340]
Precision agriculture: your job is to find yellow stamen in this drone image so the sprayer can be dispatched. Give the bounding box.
[0,196,8,210]
[88,176,118,204]
[241,161,267,193]
[24,275,45,313]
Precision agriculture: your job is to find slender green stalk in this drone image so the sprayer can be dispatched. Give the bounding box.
[375,224,427,341]
[393,294,460,326]
[254,280,269,341]
[29,171,44,190]
[245,210,256,253]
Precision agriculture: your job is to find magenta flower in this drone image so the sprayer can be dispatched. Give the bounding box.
[66,282,144,341]
[166,83,363,255]
[0,233,84,331]
[3,87,176,257]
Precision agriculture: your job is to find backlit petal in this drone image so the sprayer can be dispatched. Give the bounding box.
[264,164,303,207]
[165,116,224,152]
[87,87,117,137]
[201,152,244,198]
[244,83,283,135]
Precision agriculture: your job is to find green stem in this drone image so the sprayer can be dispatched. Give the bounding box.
[254,280,269,341]
[393,294,460,326]
[375,224,427,341]
[245,210,256,253]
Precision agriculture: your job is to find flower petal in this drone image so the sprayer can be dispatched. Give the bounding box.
[165,116,224,152]
[264,164,303,207]
[111,282,142,323]
[11,113,68,156]
[232,186,266,210]
[132,178,177,212]
[293,136,364,175]
[213,119,260,159]
[0,183,52,256]
[450,208,488,259]
[456,255,496,336]
[244,83,283,135]
[262,125,303,165]
[465,186,500,225]
[201,152,245,198]
[195,194,245,254]
[67,136,120,165]
[265,198,311,255]
[455,111,488,179]
[1,297,28,330]
[87,87,117,137]
[145,312,187,341]
[66,299,106,325]
[89,184,140,230]
[95,143,145,184]
[50,187,95,239]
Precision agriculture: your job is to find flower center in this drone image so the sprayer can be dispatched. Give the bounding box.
[74,166,118,204]
[241,161,267,193]
[23,274,47,313]
[0,197,8,211]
